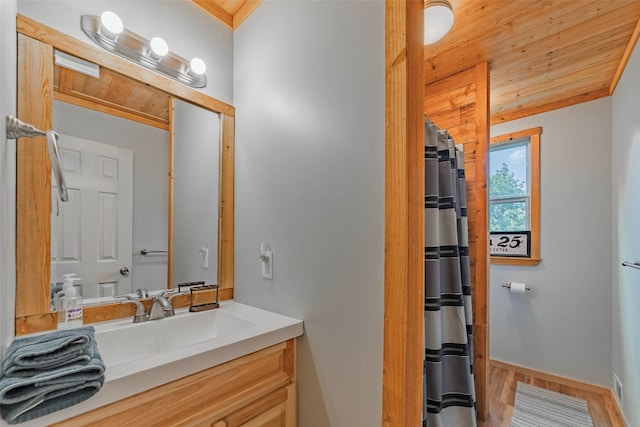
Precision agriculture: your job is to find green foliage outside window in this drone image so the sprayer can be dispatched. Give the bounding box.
[489,163,527,232]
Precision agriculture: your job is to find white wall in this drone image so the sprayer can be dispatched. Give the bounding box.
[233,1,385,426]
[17,0,233,105]
[53,101,169,292]
[612,40,640,426]
[490,98,613,386]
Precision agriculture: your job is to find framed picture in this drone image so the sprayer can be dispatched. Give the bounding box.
[489,231,531,257]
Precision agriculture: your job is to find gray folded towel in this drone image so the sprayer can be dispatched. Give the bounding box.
[1,327,95,376]
[0,356,104,423]
[0,327,106,424]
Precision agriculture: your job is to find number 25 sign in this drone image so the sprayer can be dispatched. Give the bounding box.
[489,231,531,257]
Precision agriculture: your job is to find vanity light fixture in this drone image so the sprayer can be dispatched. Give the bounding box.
[150,37,169,58]
[81,12,207,88]
[190,58,207,75]
[424,0,454,45]
[100,11,123,37]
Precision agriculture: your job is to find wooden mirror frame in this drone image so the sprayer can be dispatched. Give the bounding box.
[15,14,235,335]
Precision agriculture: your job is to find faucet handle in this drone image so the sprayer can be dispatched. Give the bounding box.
[167,292,187,303]
[158,289,177,298]
[120,299,149,323]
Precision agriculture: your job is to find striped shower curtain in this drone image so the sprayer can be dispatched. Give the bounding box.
[423,119,476,427]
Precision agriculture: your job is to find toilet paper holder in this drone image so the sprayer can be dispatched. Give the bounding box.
[501,282,531,291]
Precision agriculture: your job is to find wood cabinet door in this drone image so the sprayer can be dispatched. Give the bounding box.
[222,384,295,427]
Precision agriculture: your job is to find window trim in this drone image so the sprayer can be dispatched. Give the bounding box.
[489,127,541,266]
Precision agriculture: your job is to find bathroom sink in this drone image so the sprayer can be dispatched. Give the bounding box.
[92,301,303,382]
[95,309,254,368]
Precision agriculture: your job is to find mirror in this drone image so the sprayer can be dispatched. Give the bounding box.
[49,65,220,303]
[16,15,234,333]
[51,99,169,301]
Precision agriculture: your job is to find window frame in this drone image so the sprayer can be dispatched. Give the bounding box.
[489,127,541,266]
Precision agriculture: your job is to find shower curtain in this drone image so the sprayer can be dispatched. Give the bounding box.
[423,119,476,427]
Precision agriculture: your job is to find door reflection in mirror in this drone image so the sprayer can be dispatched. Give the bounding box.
[50,134,134,299]
[52,100,169,301]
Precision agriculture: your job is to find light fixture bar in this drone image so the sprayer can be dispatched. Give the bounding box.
[80,15,207,88]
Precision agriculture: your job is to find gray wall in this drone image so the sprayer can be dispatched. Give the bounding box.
[0,2,17,427]
[53,101,169,292]
[612,40,640,426]
[17,0,233,105]
[490,98,613,387]
[233,1,385,426]
[0,0,17,370]
[172,99,220,286]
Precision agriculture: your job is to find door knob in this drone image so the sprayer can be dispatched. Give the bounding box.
[120,267,130,276]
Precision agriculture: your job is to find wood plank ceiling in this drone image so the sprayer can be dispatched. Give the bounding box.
[191,0,261,30]
[192,1,640,124]
[425,0,640,124]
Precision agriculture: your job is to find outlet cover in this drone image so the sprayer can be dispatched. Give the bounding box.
[613,372,624,407]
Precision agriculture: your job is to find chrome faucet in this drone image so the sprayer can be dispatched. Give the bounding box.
[118,290,183,323]
[118,296,149,323]
[149,290,182,320]
[135,288,149,299]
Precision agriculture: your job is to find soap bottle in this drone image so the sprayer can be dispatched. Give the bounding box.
[56,275,83,329]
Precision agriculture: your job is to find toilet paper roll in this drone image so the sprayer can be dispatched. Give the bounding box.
[510,282,527,295]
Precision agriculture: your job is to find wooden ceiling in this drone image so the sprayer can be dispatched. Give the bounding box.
[189,1,640,125]
[191,0,261,30]
[426,0,640,124]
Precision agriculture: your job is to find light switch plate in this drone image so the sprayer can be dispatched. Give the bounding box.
[261,250,273,280]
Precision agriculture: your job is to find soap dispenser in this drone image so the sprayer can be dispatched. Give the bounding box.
[56,274,83,329]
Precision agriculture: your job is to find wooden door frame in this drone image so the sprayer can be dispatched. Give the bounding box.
[382,1,424,425]
[382,2,489,424]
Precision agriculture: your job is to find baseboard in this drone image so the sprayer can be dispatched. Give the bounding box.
[490,359,627,426]
[490,359,610,395]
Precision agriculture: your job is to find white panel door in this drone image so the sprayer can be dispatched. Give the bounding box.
[51,134,133,298]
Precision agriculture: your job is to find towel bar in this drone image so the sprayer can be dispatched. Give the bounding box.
[140,248,168,255]
[622,261,640,270]
[5,115,68,202]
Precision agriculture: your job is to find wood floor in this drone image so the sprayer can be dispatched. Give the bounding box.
[479,361,625,427]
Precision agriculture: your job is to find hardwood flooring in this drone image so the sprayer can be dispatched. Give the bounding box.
[479,361,626,427]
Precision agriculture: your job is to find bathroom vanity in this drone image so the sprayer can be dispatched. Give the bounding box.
[19,302,303,426]
[53,340,297,426]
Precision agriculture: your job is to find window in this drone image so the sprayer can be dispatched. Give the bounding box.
[489,127,541,266]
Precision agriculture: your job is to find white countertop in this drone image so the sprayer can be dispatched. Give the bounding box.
[16,301,303,426]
